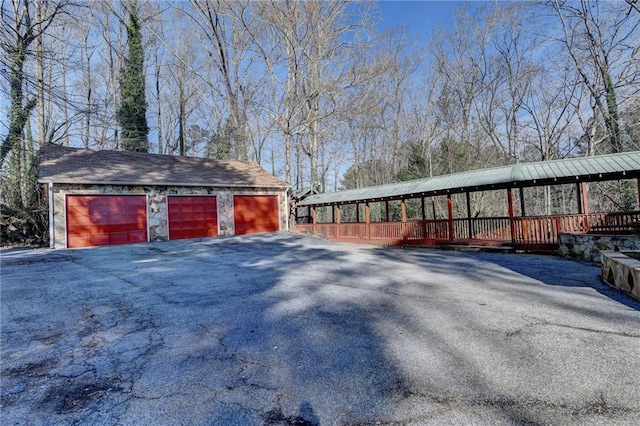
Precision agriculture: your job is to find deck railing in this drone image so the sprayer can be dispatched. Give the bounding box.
[295,211,640,252]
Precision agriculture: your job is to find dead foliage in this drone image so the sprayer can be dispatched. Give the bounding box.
[1,203,49,247]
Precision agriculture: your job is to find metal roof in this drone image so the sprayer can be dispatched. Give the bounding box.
[299,151,640,206]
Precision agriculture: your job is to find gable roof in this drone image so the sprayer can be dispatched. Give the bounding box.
[299,151,640,206]
[38,144,288,188]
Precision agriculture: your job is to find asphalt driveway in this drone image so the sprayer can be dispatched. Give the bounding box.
[1,233,639,425]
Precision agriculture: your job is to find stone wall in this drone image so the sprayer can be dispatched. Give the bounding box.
[50,184,286,249]
[601,250,640,300]
[559,232,640,263]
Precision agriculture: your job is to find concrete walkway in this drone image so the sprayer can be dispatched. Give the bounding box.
[2,233,639,425]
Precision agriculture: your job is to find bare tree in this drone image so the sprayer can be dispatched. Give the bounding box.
[0,0,71,162]
[186,0,253,160]
[549,0,640,154]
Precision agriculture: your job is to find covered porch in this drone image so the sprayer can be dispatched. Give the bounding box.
[294,152,640,252]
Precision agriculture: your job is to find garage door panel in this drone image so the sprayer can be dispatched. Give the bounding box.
[67,204,89,214]
[168,196,218,240]
[108,232,129,245]
[68,235,91,247]
[89,198,108,210]
[90,233,110,246]
[67,214,91,226]
[66,195,147,248]
[105,223,136,234]
[128,213,144,224]
[67,196,87,207]
[106,214,127,224]
[233,195,279,235]
[127,230,147,243]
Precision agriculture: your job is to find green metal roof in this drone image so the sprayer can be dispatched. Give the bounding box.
[299,151,640,206]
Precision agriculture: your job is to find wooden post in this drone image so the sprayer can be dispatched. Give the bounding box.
[447,194,454,242]
[385,200,390,222]
[637,178,640,210]
[365,202,371,241]
[507,188,515,245]
[519,187,526,217]
[356,203,360,223]
[581,182,589,215]
[466,192,473,239]
[336,205,341,239]
[311,207,317,232]
[332,205,336,223]
[577,183,584,214]
[421,197,427,241]
[580,181,590,231]
[401,199,407,222]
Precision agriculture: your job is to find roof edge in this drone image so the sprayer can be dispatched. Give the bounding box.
[297,151,640,206]
[39,179,289,189]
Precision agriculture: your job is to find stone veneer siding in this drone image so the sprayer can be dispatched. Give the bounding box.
[49,184,287,249]
[558,232,640,263]
[601,250,640,300]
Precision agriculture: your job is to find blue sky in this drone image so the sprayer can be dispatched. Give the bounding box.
[377,0,463,36]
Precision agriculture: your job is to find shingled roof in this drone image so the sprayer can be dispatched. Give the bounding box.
[38,144,287,188]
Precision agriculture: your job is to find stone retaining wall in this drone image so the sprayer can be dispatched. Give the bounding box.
[559,232,640,263]
[601,250,640,300]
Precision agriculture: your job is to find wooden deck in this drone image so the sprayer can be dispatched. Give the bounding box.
[294,211,640,253]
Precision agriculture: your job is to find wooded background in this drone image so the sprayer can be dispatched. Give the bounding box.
[2,0,639,244]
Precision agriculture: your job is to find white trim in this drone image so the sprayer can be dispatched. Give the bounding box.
[63,193,68,249]
[146,194,150,243]
[37,179,288,189]
[48,182,55,249]
[284,190,289,232]
[216,196,221,236]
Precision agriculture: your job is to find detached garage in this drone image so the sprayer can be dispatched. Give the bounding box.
[39,145,289,249]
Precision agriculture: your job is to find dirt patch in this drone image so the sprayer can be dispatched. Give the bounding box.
[41,378,122,413]
[4,253,74,266]
[2,358,59,378]
[262,407,319,426]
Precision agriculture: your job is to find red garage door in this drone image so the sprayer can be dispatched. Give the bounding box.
[234,195,279,235]
[168,196,218,240]
[66,195,147,248]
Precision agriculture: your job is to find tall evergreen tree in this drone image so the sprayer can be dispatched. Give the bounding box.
[118,0,148,152]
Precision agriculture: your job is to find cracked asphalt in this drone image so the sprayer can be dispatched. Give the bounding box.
[1,233,640,425]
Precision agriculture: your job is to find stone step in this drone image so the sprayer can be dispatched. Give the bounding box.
[445,244,515,253]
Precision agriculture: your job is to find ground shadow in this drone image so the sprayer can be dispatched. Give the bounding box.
[2,234,639,425]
